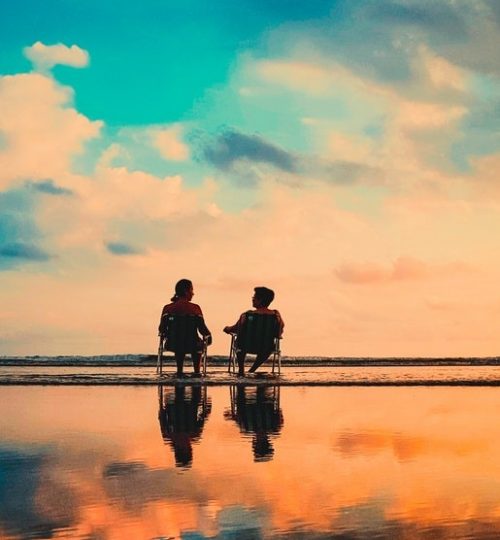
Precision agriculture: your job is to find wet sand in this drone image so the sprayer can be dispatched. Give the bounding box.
[1,365,499,385]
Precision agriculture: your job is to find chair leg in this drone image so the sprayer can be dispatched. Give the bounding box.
[277,342,281,375]
[157,336,164,375]
[201,341,208,376]
[271,338,281,375]
[228,334,236,373]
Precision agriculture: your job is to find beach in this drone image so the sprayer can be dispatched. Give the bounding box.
[1,356,499,385]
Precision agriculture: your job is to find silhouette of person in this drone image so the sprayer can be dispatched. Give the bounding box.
[158,384,212,468]
[224,385,284,462]
[223,286,284,376]
[159,278,212,376]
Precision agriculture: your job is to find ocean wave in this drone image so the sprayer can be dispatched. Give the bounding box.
[1,355,499,367]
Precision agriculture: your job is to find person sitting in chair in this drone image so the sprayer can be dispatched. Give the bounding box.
[223,286,284,376]
[160,279,212,376]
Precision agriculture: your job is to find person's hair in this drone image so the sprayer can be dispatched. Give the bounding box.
[254,286,275,307]
[171,279,193,302]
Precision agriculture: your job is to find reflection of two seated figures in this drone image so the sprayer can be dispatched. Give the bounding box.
[158,384,212,468]
[225,385,284,462]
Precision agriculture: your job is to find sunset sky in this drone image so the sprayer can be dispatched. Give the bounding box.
[1,0,499,356]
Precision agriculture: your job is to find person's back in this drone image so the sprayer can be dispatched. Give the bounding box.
[161,297,203,318]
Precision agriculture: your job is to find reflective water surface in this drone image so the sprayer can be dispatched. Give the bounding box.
[0,385,499,539]
[2,365,500,385]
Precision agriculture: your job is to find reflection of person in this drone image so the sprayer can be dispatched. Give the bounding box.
[224,385,283,462]
[223,286,284,375]
[160,278,212,376]
[158,384,212,468]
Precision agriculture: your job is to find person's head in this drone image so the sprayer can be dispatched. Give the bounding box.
[252,286,275,308]
[171,279,194,302]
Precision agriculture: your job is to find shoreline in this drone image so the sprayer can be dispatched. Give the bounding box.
[1,355,500,367]
[1,379,499,386]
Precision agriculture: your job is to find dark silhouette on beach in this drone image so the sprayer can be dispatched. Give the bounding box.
[159,279,212,376]
[224,286,284,375]
[224,385,284,462]
[158,383,212,468]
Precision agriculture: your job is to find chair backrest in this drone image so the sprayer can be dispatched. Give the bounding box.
[237,312,280,354]
[160,314,201,353]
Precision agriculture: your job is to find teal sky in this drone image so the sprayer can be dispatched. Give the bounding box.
[1,0,335,125]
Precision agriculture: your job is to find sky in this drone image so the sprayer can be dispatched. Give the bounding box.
[1,0,499,357]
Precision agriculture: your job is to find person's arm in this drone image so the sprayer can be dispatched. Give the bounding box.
[194,304,212,344]
[198,317,212,344]
[159,305,168,333]
[274,310,284,337]
[223,312,246,334]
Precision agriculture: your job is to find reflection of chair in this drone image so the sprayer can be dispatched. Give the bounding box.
[225,385,283,462]
[158,384,212,468]
[228,313,282,374]
[157,314,208,375]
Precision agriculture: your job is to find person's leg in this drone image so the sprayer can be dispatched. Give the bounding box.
[236,351,246,376]
[191,352,202,374]
[175,352,185,376]
[248,352,271,373]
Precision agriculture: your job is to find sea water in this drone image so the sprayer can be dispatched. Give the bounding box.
[0,383,499,539]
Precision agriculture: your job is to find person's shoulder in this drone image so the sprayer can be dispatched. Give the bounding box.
[189,302,203,315]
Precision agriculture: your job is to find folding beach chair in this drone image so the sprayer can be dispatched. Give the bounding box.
[228,312,282,375]
[157,314,208,375]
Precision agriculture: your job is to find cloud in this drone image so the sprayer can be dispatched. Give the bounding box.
[28,180,73,196]
[201,126,380,187]
[0,188,51,270]
[334,256,470,285]
[202,128,297,173]
[153,125,190,161]
[0,242,50,261]
[105,242,143,256]
[256,60,333,94]
[366,1,466,36]
[0,72,102,189]
[23,42,89,71]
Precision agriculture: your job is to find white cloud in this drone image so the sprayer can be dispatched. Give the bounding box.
[0,72,102,189]
[24,41,89,71]
[152,124,190,161]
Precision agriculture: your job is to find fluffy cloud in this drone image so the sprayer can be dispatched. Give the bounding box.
[24,42,89,71]
[0,72,102,189]
[153,124,190,161]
